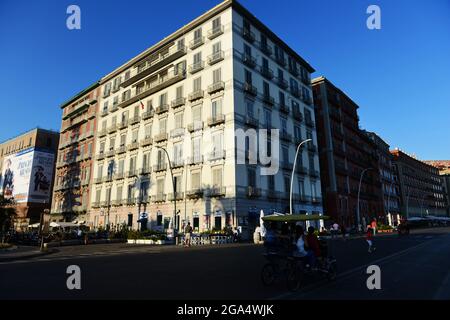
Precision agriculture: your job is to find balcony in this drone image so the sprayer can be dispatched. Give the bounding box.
[245,115,259,128]
[275,55,286,67]
[91,202,100,208]
[114,172,124,180]
[207,114,225,127]
[168,192,184,201]
[117,120,128,130]
[112,199,122,206]
[126,170,138,178]
[302,95,313,106]
[187,122,204,133]
[208,51,224,65]
[311,196,322,204]
[101,109,108,117]
[208,81,225,94]
[83,153,93,160]
[280,131,292,142]
[98,129,107,138]
[153,193,166,203]
[209,186,226,197]
[247,186,261,198]
[140,137,153,147]
[292,109,303,121]
[109,105,119,113]
[186,189,204,199]
[260,43,272,56]
[106,149,115,158]
[208,150,226,161]
[279,103,290,114]
[171,97,186,109]
[170,128,185,139]
[276,78,289,89]
[138,196,151,204]
[154,132,168,143]
[301,76,310,86]
[171,158,185,168]
[120,45,187,88]
[155,104,169,115]
[129,115,140,125]
[117,146,126,154]
[267,190,280,199]
[242,28,255,43]
[305,118,315,128]
[189,61,205,74]
[242,53,256,68]
[308,144,317,153]
[96,153,105,161]
[296,166,308,175]
[125,198,137,206]
[188,90,204,102]
[207,25,224,40]
[140,166,151,175]
[107,124,117,134]
[260,66,274,80]
[262,94,275,106]
[190,36,205,49]
[127,142,139,151]
[188,156,203,165]
[291,87,301,98]
[118,70,186,109]
[94,177,103,184]
[153,163,167,172]
[103,175,113,183]
[309,169,320,178]
[289,66,299,77]
[142,109,154,120]
[243,82,257,96]
[281,161,293,171]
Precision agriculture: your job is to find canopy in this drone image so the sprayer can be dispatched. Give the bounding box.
[28,223,41,228]
[50,222,79,228]
[262,214,329,223]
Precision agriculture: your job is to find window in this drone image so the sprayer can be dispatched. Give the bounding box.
[103,101,108,112]
[243,19,251,32]
[129,156,136,172]
[142,152,150,170]
[157,178,165,195]
[290,78,299,92]
[159,118,167,134]
[113,96,119,106]
[193,52,202,65]
[212,167,223,187]
[282,146,289,163]
[264,109,271,128]
[268,175,275,191]
[174,175,182,193]
[192,105,202,123]
[212,17,221,30]
[120,134,126,147]
[177,38,185,50]
[116,186,123,201]
[311,182,317,199]
[309,154,315,171]
[284,176,290,193]
[173,142,183,164]
[213,68,222,83]
[176,86,183,99]
[99,141,105,153]
[281,118,287,133]
[127,184,135,200]
[102,120,107,130]
[294,125,301,140]
[111,115,117,125]
[279,91,285,106]
[175,112,184,129]
[194,28,202,40]
[212,98,223,118]
[140,181,150,200]
[133,105,139,117]
[131,130,138,143]
[97,165,103,179]
[298,179,305,197]
[191,172,201,190]
[248,168,256,186]
[212,42,221,54]
[262,57,269,69]
[261,34,268,47]
[212,133,223,154]
[277,68,284,80]
[121,111,128,123]
[144,124,152,138]
[157,149,165,166]
[193,77,201,92]
[245,69,252,84]
[246,100,254,118]
[192,137,201,161]
[263,81,270,97]
[146,100,153,111]
[95,189,101,202]
[109,137,115,150]
[244,43,251,56]
[159,93,168,106]
[118,159,124,174]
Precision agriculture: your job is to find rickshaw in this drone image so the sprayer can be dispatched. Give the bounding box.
[260,214,337,291]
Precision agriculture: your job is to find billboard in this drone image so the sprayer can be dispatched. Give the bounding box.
[0,147,55,203]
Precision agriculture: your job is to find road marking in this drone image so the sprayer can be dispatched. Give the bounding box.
[269,237,437,300]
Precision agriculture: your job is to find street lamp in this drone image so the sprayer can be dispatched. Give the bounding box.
[356,167,374,230]
[155,146,177,235]
[290,139,312,215]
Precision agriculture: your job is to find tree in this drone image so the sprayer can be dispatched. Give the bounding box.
[0,195,16,233]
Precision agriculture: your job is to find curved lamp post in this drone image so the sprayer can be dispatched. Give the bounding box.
[356,167,374,229]
[290,139,312,215]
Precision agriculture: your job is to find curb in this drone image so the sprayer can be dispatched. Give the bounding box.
[0,248,56,263]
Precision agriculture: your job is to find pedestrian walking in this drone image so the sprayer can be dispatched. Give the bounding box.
[331,222,339,239]
[366,225,376,253]
[371,219,377,236]
[184,222,193,247]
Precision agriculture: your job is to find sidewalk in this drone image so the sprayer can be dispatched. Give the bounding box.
[0,245,54,262]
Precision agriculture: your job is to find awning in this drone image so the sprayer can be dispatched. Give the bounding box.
[50,222,79,228]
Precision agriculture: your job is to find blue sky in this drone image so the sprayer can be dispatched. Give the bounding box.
[0,0,449,160]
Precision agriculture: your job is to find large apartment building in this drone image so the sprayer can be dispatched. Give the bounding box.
[57,0,322,237]
[391,150,447,217]
[424,160,450,216]
[0,128,59,229]
[312,77,384,228]
[51,83,100,223]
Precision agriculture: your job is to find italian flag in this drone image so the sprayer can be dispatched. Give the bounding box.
[139,99,144,110]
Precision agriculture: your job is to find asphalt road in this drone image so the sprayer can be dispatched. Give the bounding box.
[1,228,450,300]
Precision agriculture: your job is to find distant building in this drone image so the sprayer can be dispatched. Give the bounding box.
[364,131,401,225]
[0,128,59,229]
[391,150,447,217]
[312,76,384,228]
[424,160,450,216]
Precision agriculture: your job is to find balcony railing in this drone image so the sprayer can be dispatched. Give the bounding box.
[169,192,184,201]
[292,109,303,121]
[281,161,293,171]
[208,51,224,65]
[247,187,261,198]
[207,114,225,127]
[154,132,168,143]
[262,94,275,106]
[117,146,126,154]
[188,90,204,102]
[296,166,308,175]
[120,45,187,88]
[209,186,226,197]
[189,36,205,50]
[242,53,256,68]
[188,156,203,165]
[187,122,204,133]
[153,163,167,172]
[155,104,169,115]
[242,28,255,42]
[126,170,138,178]
[243,82,257,96]
[186,189,204,199]
[140,166,151,175]
[109,105,119,113]
[153,193,166,202]
[305,118,315,128]
[207,25,224,40]
[302,95,313,106]
[114,172,124,180]
[127,142,139,151]
[117,120,128,130]
[106,150,115,158]
[170,128,185,139]
[291,87,301,98]
[108,124,117,134]
[275,55,286,67]
[260,43,272,56]
[208,150,226,161]
[260,66,274,79]
[309,169,320,177]
[280,131,292,142]
[245,116,259,128]
[94,177,103,184]
[101,109,108,117]
[276,77,289,89]
[189,61,205,74]
[142,109,154,120]
[140,137,153,147]
[98,129,107,137]
[171,97,186,109]
[207,81,225,94]
[279,103,290,114]
[129,115,140,125]
[308,144,317,153]
[301,76,310,86]
[96,153,105,161]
